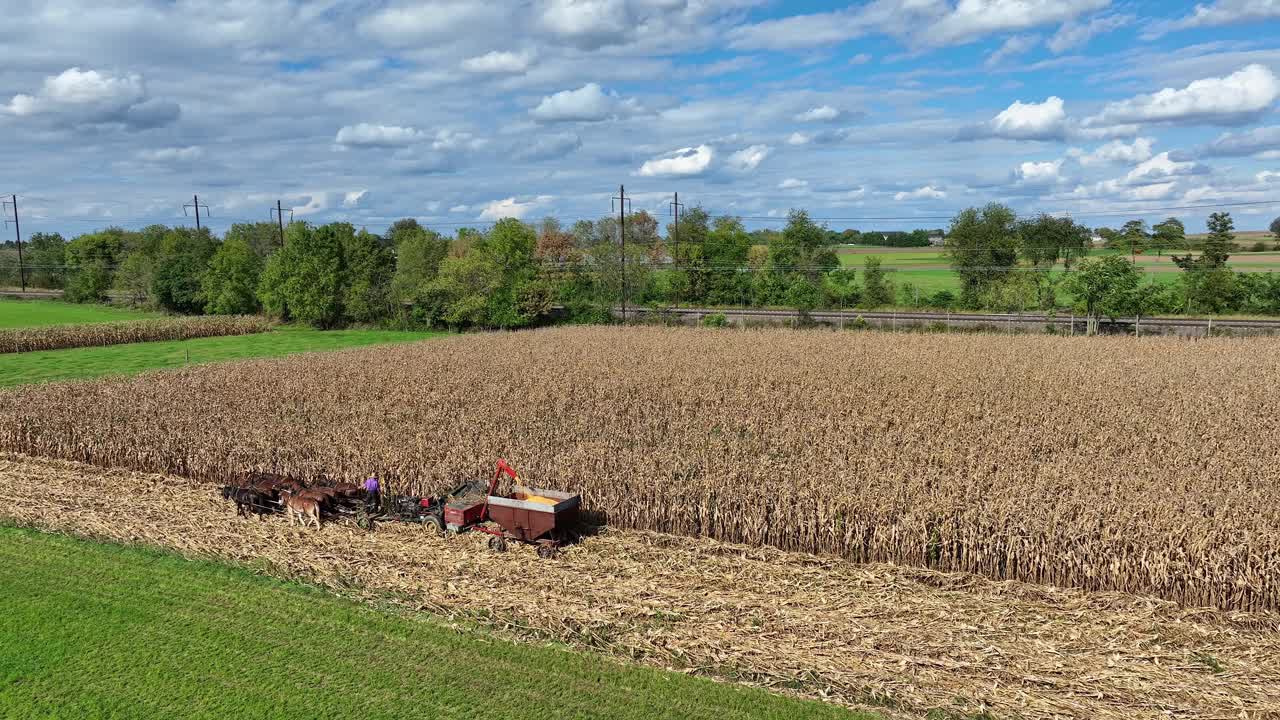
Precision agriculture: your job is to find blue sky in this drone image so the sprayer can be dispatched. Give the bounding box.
[1,0,1279,237]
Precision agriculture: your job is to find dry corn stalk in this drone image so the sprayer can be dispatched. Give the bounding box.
[1,326,1278,611]
[0,315,270,354]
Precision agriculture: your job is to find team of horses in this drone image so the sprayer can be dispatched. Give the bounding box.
[220,474,364,530]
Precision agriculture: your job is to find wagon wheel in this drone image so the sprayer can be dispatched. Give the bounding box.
[537,544,558,560]
[422,514,445,535]
[488,536,508,553]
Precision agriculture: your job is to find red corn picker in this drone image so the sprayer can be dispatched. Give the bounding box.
[427,459,580,558]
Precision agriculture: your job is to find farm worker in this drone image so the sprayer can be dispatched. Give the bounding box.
[364,476,381,510]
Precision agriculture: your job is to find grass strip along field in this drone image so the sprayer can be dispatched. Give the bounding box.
[0,297,159,328]
[4,454,1276,720]
[3,327,1276,611]
[0,315,269,354]
[0,524,859,720]
[0,326,446,386]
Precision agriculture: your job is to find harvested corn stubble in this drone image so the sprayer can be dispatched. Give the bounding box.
[1,453,1277,720]
[1,326,1278,611]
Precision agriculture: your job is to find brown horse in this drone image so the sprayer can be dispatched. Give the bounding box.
[278,490,321,529]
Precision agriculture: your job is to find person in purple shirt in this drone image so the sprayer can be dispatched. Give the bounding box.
[363,475,381,511]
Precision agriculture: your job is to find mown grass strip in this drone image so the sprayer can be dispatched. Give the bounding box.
[0,298,158,329]
[0,326,447,386]
[0,526,868,720]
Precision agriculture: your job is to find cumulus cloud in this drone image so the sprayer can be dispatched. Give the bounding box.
[4,67,179,130]
[895,185,947,201]
[530,83,640,122]
[1068,137,1155,165]
[959,96,1067,141]
[636,145,714,177]
[477,195,553,220]
[1146,0,1280,37]
[1013,159,1064,186]
[727,0,1109,51]
[335,123,423,148]
[539,0,635,50]
[1123,152,1208,184]
[778,178,809,190]
[1085,64,1280,128]
[360,2,502,46]
[985,35,1038,68]
[1257,170,1280,183]
[794,105,841,122]
[726,144,771,172]
[1201,125,1280,157]
[1047,14,1131,53]
[514,132,582,161]
[787,132,811,145]
[461,50,535,74]
[342,190,368,208]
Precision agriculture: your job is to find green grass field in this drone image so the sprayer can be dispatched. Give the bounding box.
[0,297,159,328]
[0,326,446,386]
[0,526,865,720]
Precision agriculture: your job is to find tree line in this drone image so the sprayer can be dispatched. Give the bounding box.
[2,207,1278,329]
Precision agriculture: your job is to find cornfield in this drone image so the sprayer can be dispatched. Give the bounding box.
[0,315,271,353]
[1,326,1278,610]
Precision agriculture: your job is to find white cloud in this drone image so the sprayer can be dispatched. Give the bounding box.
[4,67,178,130]
[1013,159,1064,185]
[530,83,639,122]
[726,0,1108,51]
[1123,152,1206,184]
[335,123,423,148]
[895,185,947,201]
[539,0,633,50]
[461,50,535,74]
[962,96,1067,140]
[787,132,811,145]
[849,53,872,65]
[137,146,204,163]
[726,144,772,172]
[1047,14,1131,53]
[1203,126,1280,157]
[1257,170,1280,183]
[1085,64,1280,127]
[449,204,469,213]
[342,190,368,208]
[794,105,841,122]
[1069,137,1155,166]
[477,195,552,220]
[985,35,1038,68]
[360,2,500,46]
[1147,0,1280,37]
[636,145,714,177]
[778,178,808,189]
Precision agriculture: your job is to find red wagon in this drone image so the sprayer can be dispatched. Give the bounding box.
[443,460,581,558]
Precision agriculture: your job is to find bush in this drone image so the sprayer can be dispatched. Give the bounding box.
[701,312,728,328]
[1250,241,1269,253]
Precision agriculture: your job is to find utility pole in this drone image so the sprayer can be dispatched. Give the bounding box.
[183,194,210,231]
[612,185,631,322]
[2,195,23,292]
[271,200,292,248]
[669,192,684,309]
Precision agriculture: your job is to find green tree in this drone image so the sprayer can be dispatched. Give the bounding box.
[1119,220,1149,257]
[703,214,752,306]
[1173,212,1236,313]
[424,218,549,329]
[151,227,218,314]
[25,232,66,289]
[113,252,154,304]
[1270,217,1280,243]
[202,237,263,314]
[385,218,423,246]
[860,256,893,308]
[390,227,451,308]
[945,203,1019,308]
[256,222,345,328]
[225,222,283,259]
[64,228,129,303]
[1018,213,1091,269]
[341,228,394,324]
[1151,218,1185,257]
[1061,255,1143,334]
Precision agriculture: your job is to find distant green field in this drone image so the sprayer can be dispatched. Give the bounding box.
[0,298,158,328]
[0,326,446,386]
[0,526,865,720]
